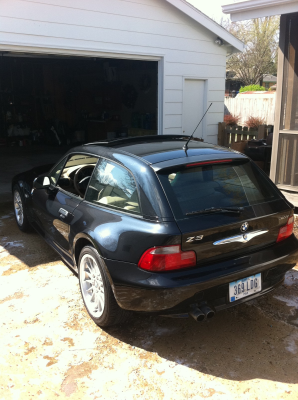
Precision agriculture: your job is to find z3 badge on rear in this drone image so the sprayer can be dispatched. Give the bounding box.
[229,273,262,302]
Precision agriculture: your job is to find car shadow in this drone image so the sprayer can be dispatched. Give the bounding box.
[0,201,60,270]
[104,277,298,384]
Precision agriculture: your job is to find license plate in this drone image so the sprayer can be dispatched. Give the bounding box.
[229,273,262,302]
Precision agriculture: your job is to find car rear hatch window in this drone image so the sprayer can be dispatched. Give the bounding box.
[157,159,291,264]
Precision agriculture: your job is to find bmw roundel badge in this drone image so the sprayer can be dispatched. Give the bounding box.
[240,222,249,233]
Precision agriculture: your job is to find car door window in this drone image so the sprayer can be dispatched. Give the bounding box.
[57,154,99,198]
[85,159,141,214]
[50,158,67,186]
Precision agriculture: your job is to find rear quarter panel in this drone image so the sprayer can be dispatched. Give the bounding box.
[71,201,181,264]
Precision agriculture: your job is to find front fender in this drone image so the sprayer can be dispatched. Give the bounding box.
[11,179,35,223]
[12,164,54,199]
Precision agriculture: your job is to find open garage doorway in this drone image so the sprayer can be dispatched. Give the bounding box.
[0,54,158,145]
[0,53,158,201]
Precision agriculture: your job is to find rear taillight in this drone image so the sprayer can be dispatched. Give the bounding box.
[138,245,196,272]
[276,216,294,243]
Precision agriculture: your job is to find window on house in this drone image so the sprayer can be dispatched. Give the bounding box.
[277,134,298,187]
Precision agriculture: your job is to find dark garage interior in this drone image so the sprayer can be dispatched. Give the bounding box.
[0,54,158,201]
[0,54,158,145]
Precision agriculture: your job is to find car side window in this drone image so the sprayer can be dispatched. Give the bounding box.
[50,158,66,186]
[85,158,141,214]
[57,154,99,198]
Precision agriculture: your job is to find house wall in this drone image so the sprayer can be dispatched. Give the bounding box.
[0,0,228,144]
[272,12,298,201]
[263,82,276,90]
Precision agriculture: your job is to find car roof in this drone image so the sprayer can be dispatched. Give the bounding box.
[78,135,244,166]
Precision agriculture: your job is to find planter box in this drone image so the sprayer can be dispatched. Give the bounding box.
[230,140,247,153]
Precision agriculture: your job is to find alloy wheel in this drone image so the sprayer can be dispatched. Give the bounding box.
[14,191,24,226]
[80,254,105,318]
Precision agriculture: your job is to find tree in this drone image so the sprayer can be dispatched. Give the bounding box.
[224,17,280,86]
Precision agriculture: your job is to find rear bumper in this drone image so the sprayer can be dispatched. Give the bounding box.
[105,235,298,313]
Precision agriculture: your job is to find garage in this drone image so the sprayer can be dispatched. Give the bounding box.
[0,53,158,200]
[0,0,243,201]
[0,54,158,146]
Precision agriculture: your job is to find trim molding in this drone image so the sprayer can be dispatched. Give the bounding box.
[270,14,287,184]
[165,0,244,52]
[223,0,297,13]
[223,0,298,21]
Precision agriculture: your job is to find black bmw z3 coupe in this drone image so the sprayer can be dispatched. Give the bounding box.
[12,135,298,326]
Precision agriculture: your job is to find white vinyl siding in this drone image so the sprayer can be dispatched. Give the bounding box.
[0,0,229,143]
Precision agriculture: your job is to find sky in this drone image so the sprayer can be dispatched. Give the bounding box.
[186,0,233,23]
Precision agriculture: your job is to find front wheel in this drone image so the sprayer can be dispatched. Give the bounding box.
[78,246,130,327]
[13,184,32,232]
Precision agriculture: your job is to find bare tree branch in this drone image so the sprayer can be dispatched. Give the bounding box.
[226,17,280,86]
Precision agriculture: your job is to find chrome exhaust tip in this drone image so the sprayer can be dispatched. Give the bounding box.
[189,306,206,322]
[200,304,215,319]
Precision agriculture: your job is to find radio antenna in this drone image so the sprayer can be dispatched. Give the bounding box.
[183,103,212,151]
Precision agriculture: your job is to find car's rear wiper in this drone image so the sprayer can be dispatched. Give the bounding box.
[186,207,245,216]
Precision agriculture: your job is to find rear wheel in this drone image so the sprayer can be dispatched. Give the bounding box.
[78,246,129,327]
[13,185,32,232]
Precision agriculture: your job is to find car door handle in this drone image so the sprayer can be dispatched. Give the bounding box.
[59,208,69,218]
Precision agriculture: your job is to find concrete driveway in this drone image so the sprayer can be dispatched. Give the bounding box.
[1,201,298,399]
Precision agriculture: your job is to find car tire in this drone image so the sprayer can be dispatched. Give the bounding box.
[78,246,130,327]
[13,184,32,233]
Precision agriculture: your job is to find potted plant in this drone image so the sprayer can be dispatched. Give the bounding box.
[224,114,240,128]
[245,116,265,130]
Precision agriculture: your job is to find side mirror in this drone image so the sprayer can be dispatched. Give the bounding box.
[33,176,51,190]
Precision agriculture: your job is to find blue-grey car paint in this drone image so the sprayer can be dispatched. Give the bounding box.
[11,137,298,315]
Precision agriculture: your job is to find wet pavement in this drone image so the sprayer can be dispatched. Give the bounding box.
[0,201,298,399]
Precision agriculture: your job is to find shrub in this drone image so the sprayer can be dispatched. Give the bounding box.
[239,84,266,93]
[224,114,240,127]
[245,116,265,129]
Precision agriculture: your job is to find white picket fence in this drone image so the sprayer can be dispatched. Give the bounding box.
[224,93,276,126]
